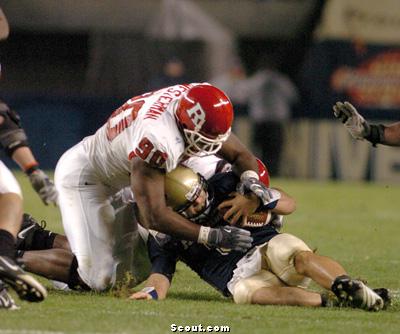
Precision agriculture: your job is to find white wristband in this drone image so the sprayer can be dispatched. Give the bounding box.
[240,170,259,182]
[198,226,211,244]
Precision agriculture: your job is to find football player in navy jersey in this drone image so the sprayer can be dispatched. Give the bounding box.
[130,166,389,312]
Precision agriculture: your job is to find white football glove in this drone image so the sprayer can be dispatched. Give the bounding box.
[237,178,281,209]
[333,101,371,140]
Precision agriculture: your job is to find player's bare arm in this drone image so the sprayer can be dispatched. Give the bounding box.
[218,133,258,174]
[382,122,400,146]
[130,157,200,241]
[0,7,9,41]
[129,273,170,301]
[270,188,296,215]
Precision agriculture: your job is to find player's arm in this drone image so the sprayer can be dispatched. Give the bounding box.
[381,122,400,146]
[0,101,58,205]
[130,157,200,240]
[129,273,170,301]
[131,158,253,251]
[0,7,10,41]
[218,132,259,175]
[270,187,296,215]
[130,233,176,301]
[333,101,400,147]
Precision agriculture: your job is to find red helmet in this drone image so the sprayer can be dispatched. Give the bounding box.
[256,158,270,187]
[175,84,233,157]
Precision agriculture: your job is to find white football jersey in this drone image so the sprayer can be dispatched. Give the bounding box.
[182,155,232,180]
[82,84,198,189]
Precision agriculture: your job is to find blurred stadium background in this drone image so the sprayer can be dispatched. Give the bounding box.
[1,0,399,183]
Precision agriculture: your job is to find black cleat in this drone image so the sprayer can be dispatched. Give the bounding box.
[0,280,19,310]
[332,275,384,311]
[16,214,52,251]
[0,256,47,302]
[373,288,391,309]
[320,291,341,308]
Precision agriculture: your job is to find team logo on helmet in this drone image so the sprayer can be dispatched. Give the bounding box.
[186,103,206,132]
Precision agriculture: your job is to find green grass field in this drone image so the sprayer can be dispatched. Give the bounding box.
[1,172,399,334]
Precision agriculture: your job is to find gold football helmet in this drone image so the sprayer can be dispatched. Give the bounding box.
[165,166,207,214]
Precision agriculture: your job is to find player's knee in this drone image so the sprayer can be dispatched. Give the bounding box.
[265,233,312,287]
[232,279,256,304]
[293,250,314,275]
[232,271,282,304]
[87,273,114,291]
[76,256,115,291]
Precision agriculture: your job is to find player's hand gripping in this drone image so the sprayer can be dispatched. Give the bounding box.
[204,225,253,252]
[333,101,370,140]
[218,192,259,226]
[28,169,58,205]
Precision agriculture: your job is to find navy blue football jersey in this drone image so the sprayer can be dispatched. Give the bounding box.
[147,172,279,296]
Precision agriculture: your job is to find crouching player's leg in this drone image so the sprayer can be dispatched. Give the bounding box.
[231,233,389,311]
[16,205,149,291]
[0,161,47,309]
[15,214,89,290]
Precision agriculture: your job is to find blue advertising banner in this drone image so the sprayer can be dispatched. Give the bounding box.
[299,40,400,120]
[298,0,400,119]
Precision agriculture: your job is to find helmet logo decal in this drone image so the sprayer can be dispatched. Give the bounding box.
[186,103,206,132]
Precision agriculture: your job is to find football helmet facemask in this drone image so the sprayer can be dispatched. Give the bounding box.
[175,84,233,157]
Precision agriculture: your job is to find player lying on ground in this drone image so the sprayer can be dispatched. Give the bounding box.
[333,101,400,146]
[130,166,390,311]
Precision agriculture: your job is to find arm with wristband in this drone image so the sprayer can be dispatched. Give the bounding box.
[130,234,175,301]
[333,101,400,147]
[0,101,58,205]
[129,273,170,300]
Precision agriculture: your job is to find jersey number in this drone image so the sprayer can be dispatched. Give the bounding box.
[106,95,149,141]
[135,137,168,168]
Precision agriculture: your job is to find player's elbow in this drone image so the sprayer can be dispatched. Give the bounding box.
[143,206,170,230]
[273,196,296,215]
[285,197,296,214]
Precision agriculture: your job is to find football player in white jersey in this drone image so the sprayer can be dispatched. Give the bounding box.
[54,83,268,291]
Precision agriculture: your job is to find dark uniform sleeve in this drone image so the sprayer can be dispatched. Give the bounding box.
[147,234,178,282]
[0,100,29,156]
